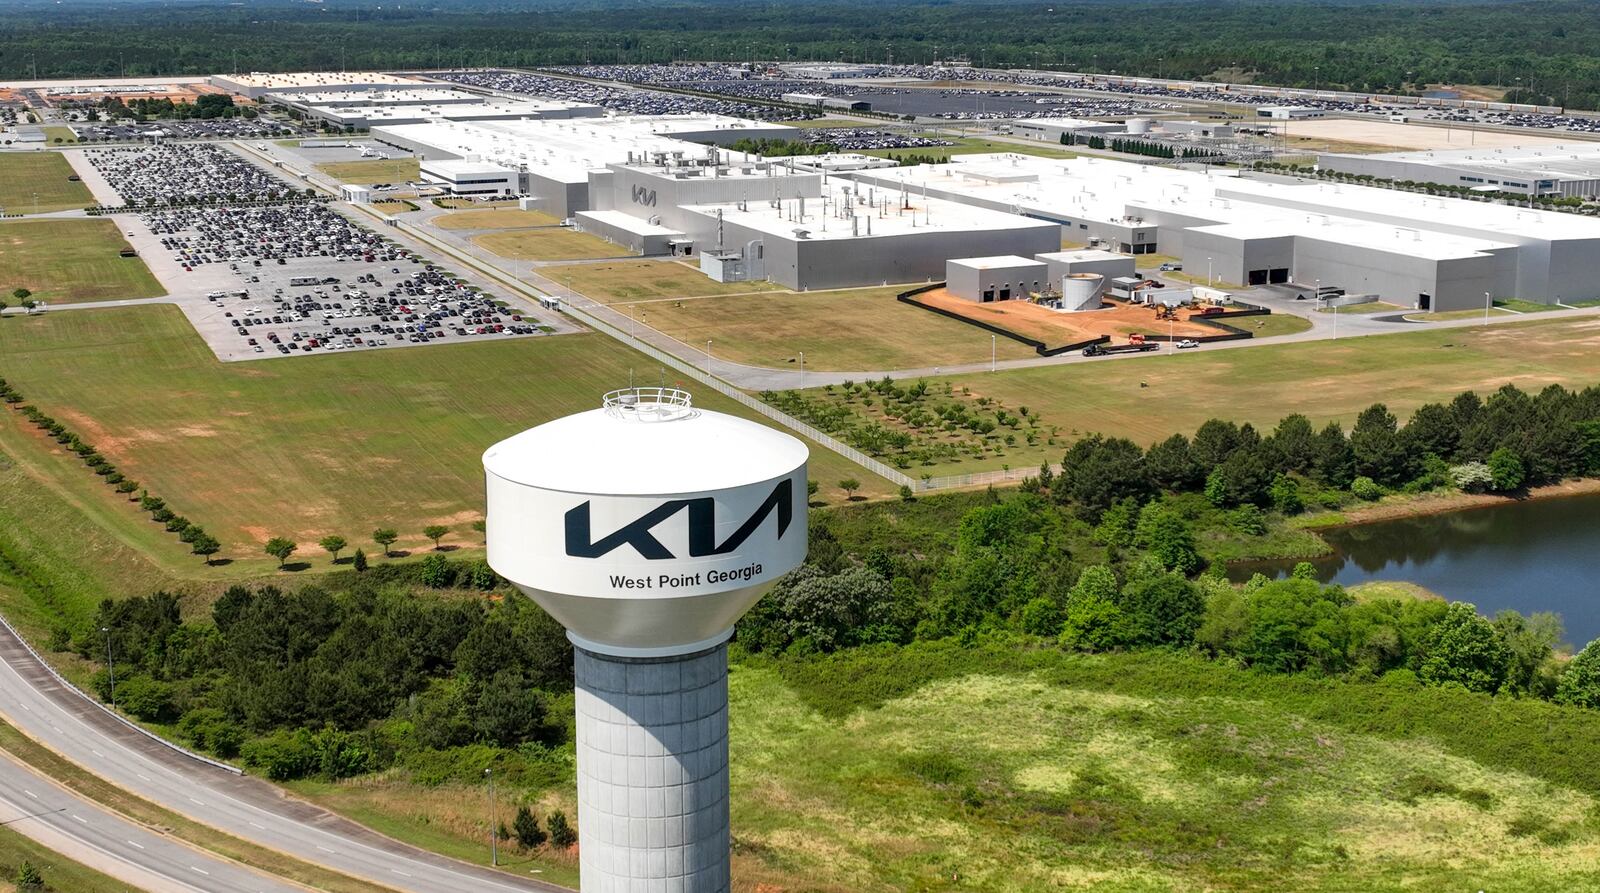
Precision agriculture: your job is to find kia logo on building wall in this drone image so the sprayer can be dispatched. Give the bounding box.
[564,478,793,560]
[631,185,657,207]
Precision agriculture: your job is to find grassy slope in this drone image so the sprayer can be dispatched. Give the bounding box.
[830,314,1600,474]
[542,260,786,303]
[0,153,93,213]
[739,644,1600,892]
[0,219,165,304]
[433,208,560,230]
[612,286,1037,371]
[0,824,130,893]
[0,305,889,570]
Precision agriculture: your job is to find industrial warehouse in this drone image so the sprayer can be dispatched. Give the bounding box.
[1318,143,1600,198]
[847,154,1600,310]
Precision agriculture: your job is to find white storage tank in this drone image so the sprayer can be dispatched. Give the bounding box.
[1060,273,1104,311]
[485,387,808,893]
[1126,117,1152,135]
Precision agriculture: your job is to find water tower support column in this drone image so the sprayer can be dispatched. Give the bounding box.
[573,639,731,893]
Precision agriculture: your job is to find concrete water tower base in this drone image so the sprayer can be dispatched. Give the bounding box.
[574,641,731,893]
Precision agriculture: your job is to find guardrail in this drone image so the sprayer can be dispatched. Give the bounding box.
[0,611,244,775]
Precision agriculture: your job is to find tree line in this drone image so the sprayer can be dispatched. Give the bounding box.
[740,380,1600,710]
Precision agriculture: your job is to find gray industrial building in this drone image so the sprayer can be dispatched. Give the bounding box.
[849,154,1600,310]
[1318,143,1600,198]
[1036,248,1137,283]
[945,256,1049,302]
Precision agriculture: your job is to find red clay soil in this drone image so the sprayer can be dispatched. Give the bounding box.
[914,287,1220,349]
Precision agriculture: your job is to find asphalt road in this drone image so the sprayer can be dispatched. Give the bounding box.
[0,622,567,893]
[0,751,301,893]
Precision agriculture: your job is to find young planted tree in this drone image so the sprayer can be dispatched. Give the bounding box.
[547,810,576,848]
[192,533,221,565]
[372,527,399,557]
[264,537,297,568]
[839,478,861,501]
[513,805,546,850]
[319,535,348,563]
[352,548,369,572]
[423,524,449,550]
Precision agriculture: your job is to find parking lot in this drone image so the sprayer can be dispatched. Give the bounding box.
[139,201,553,362]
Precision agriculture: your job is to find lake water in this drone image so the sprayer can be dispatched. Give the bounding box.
[1231,493,1600,645]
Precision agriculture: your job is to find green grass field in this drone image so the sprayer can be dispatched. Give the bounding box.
[473,227,620,261]
[40,125,78,145]
[0,305,889,571]
[617,286,1036,370]
[861,136,1078,162]
[0,152,93,213]
[1229,312,1314,338]
[0,219,165,303]
[316,158,420,184]
[727,646,1600,892]
[0,824,130,893]
[433,208,560,230]
[799,314,1600,474]
[543,260,787,303]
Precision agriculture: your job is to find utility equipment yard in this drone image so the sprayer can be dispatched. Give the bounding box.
[912,287,1234,348]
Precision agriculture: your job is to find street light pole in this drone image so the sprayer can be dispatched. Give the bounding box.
[485,768,497,867]
[798,350,805,389]
[705,339,713,374]
[990,333,996,372]
[1207,257,1213,287]
[1484,291,1492,325]
[101,626,115,710]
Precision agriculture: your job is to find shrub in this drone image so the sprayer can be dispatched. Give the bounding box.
[1452,461,1493,493]
[547,810,577,848]
[513,805,546,849]
[1350,476,1383,501]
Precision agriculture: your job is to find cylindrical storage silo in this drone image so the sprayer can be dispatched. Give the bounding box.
[484,388,808,893]
[1126,117,1152,135]
[1060,273,1104,311]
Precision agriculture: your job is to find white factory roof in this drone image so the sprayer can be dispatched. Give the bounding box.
[266,88,482,107]
[1037,248,1133,263]
[221,71,426,90]
[577,210,682,237]
[1323,142,1600,182]
[422,159,517,175]
[318,99,595,125]
[375,115,795,185]
[852,154,1600,257]
[1015,116,1122,129]
[948,255,1044,270]
[680,194,1050,242]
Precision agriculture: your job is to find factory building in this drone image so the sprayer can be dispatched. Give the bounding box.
[1009,117,1123,142]
[846,154,1600,310]
[1318,143,1600,198]
[780,93,873,112]
[1256,106,1326,120]
[945,256,1049,302]
[262,87,603,129]
[419,159,521,195]
[779,63,877,80]
[209,71,427,100]
[371,115,800,216]
[1035,248,1137,284]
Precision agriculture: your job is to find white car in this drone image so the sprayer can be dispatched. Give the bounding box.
[1176,339,1200,349]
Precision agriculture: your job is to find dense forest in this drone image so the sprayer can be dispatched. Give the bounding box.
[2,0,1600,109]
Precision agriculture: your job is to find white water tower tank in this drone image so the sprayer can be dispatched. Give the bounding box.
[484,387,808,893]
[1060,273,1104,311]
[1126,117,1152,135]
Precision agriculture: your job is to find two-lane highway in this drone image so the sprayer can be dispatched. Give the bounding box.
[0,751,303,893]
[0,621,566,893]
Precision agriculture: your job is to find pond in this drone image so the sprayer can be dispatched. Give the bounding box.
[1231,493,1600,645]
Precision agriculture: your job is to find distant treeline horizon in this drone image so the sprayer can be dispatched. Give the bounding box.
[2,0,1598,110]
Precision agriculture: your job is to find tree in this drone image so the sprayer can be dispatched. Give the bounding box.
[1056,435,1148,519]
[319,535,347,563]
[1312,421,1355,487]
[1556,639,1600,709]
[839,478,861,500]
[423,524,449,549]
[1418,602,1512,693]
[192,533,221,565]
[1190,418,1242,468]
[1059,565,1127,651]
[1487,447,1525,492]
[514,804,546,849]
[1133,503,1201,575]
[11,287,30,301]
[372,528,399,557]
[352,548,369,572]
[264,537,297,568]
[13,860,42,892]
[1351,403,1414,486]
[1145,433,1200,490]
[547,810,576,848]
[1268,414,1318,474]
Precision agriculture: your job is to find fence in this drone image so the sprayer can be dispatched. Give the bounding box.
[0,611,243,775]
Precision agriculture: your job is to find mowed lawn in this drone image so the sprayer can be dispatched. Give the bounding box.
[542,259,787,303]
[0,305,889,565]
[0,152,93,213]
[902,314,1600,472]
[472,227,622,261]
[619,286,1036,370]
[315,158,420,184]
[433,208,560,230]
[0,219,165,303]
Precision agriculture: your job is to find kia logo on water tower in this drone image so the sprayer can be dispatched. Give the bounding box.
[631,185,657,207]
[565,478,794,560]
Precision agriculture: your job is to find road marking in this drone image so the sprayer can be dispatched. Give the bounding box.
[248,821,266,830]
[127,840,144,850]
[71,814,86,824]
[316,845,335,853]
[23,790,35,800]
[391,869,412,878]
[136,773,152,782]
[91,749,104,757]
[188,797,206,807]
[190,866,210,876]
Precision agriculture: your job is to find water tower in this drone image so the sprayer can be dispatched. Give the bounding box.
[484,388,808,892]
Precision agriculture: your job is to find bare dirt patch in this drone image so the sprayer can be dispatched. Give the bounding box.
[914,288,1221,348]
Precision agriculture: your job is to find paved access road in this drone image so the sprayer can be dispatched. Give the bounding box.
[0,622,566,893]
[0,751,301,893]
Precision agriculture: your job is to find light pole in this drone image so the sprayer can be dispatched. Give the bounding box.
[798,350,805,389]
[1207,257,1213,287]
[1484,291,1492,325]
[990,333,996,372]
[704,339,713,374]
[485,768,498,866]
[101,626,115,710]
